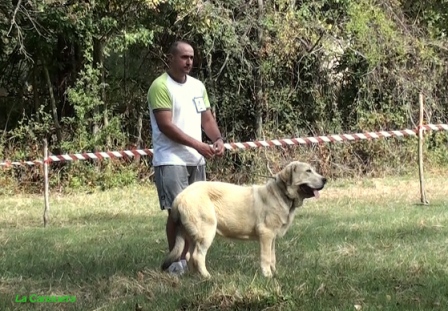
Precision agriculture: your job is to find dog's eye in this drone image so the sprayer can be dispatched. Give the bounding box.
[306,169,312,173]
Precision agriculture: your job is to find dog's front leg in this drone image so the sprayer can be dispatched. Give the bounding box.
[270,237,276,275]
[259,235,274,277]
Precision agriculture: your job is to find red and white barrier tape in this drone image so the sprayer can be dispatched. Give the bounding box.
[1,124,447,167]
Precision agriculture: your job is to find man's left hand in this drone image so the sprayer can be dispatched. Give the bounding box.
[213,138,225,157]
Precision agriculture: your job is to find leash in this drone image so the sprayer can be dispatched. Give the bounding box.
[252,173,276,180]
[195,143,278,180]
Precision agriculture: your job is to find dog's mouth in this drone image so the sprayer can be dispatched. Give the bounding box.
[299,184,325,199]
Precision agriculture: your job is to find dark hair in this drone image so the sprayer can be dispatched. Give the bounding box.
[168,40,194,56]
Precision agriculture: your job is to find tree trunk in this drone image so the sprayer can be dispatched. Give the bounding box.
[136,105,143,149]
[100,48,110,149]
[92,40,100,141]
[93,38,110,150]
[134,101,143,164]
[43,63,62,149]
[32,62,40,123]
[206,52,218,119]
[255,0,265,139]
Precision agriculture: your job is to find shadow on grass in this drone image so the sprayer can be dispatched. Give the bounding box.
[1,224,165,280]
[68,210,163,224]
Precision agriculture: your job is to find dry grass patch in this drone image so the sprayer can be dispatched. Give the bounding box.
[325,171,446,204]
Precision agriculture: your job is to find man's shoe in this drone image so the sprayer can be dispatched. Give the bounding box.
[167,261,184,276]
[180,259,188,272]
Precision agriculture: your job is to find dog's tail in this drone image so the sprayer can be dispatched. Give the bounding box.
[161,203,186,271]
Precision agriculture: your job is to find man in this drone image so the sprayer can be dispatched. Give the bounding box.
[147,40,225,275]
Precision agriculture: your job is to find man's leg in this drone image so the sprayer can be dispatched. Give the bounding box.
[154,165,190,274]
[166,209,176,251]
[187,164,206,183]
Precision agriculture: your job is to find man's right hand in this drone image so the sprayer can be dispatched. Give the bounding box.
[154,111,216,159]
[195,142,215,159]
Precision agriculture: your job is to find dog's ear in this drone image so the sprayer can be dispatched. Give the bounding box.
[279,164,296,184]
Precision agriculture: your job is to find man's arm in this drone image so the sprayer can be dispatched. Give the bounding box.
[153,110,201,150]
[199,86,225,156]
[148,77,214,158]
[201,109,222,143]
[153,110,215,159]
[202,109,225,157]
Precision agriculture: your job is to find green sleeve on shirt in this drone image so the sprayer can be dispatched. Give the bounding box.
[203,85,211,109]
[148,74,171,110]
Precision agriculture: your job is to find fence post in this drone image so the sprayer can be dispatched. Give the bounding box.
[418,93,429,205]
[43,138,50,226]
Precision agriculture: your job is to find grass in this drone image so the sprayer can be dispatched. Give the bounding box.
[0,170,447,311]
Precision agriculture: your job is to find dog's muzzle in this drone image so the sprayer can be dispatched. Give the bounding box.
[299,178,327,198]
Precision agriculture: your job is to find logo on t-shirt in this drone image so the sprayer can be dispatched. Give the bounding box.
[193,97,206,113]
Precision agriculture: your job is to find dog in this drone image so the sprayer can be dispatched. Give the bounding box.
[161,161,327,278]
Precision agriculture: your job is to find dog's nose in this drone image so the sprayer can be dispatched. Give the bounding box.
[322,177,327,184]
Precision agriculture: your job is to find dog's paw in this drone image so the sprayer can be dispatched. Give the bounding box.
[201,272,211,279]
[261,267,273,278]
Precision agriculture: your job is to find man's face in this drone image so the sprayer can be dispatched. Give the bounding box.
[170,43,194,75]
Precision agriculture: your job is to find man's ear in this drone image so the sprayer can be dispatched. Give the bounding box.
[279,164,296,184]
[166,53,174,63]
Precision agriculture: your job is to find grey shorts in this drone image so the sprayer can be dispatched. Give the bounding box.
[154,165,206,210]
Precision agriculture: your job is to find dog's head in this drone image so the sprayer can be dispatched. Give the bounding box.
[278,161,327,199]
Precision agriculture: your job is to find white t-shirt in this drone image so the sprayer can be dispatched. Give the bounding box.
[147,72,211,166]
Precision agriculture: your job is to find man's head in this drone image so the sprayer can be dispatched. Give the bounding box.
[167,40,194,79]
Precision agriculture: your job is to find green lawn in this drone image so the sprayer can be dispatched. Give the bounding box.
[0,172,447,310]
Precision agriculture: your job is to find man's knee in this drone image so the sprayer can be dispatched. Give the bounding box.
[155,165,189,210]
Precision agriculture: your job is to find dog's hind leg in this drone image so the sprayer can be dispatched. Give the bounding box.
[191,222,216,279]
[194,236,214,279]
[186,239,197,273]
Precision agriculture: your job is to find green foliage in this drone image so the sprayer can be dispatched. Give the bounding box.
[347,0,403,66]
[64,161,138,192]
[426,132,448,167]
[1,0,447,193]
[64,60,122,152]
